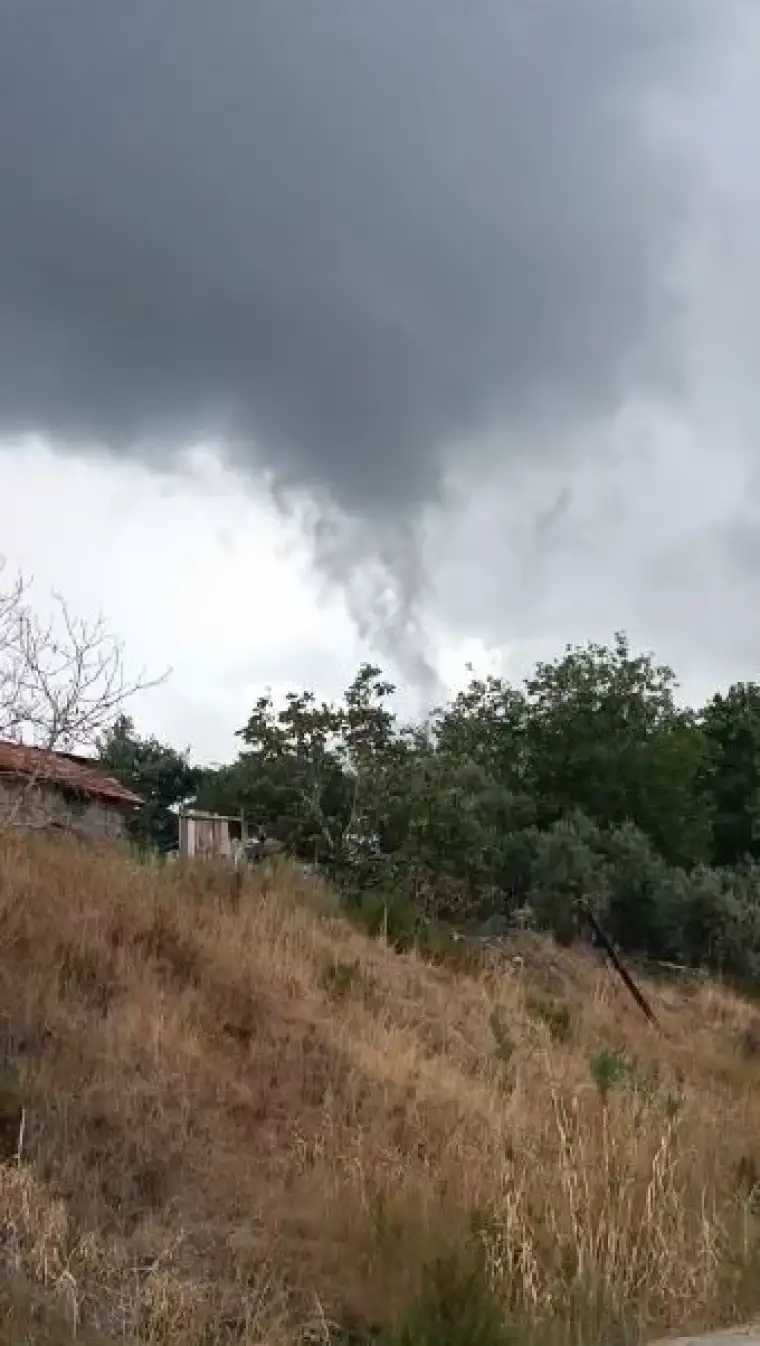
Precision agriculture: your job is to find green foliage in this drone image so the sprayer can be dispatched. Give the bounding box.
[588,1046,661,1104]
[524,991,572,1043]
[434,674,528,791]
[489,1008,515,1065]
[97,715,201,852]
[233,685,349,862]
[524,811,605,944]
[589,1045,629,1102]
[597,821,672,957]
[320,957,362,999]
[522,634,710,867]
[123,635,760,990]
[700,683,760,866]
[386,1243,515,1346]
[354,886,424,952]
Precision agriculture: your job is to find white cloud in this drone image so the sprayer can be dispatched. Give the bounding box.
[429,399,760,706]
[0,439,369,762]
[4,404,760,767]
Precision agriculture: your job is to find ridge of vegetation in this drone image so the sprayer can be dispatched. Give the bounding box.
[103,636,760,989]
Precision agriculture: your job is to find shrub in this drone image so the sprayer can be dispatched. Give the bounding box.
[488,1008,515,1065]
[600,822,672,957]
[386,1244,515,1346]
[589,1046,629,1102]
[525,991,572,1044]
[522,813,609,944]
[321,957,362,999]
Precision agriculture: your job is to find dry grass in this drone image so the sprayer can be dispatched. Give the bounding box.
[1,835,760,1345]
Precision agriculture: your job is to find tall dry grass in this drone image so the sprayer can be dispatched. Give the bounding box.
[1,834,760,1345]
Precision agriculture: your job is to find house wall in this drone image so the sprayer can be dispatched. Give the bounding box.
[0,779,130,841]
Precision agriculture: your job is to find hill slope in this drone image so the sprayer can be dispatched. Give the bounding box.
[1,836,760,1345]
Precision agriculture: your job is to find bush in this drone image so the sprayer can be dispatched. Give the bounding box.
[600,822,672,957]
[386,1244,515,1346]
[525,991,572,1044]
[525,812,608,944]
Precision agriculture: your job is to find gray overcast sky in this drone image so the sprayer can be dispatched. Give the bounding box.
[2,1,760,749]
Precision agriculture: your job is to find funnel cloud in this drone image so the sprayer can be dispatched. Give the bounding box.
[0,1,756,677]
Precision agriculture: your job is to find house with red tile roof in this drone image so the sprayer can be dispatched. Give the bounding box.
[0,741,143,840]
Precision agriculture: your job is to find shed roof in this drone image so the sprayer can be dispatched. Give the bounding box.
[0,741,143,808]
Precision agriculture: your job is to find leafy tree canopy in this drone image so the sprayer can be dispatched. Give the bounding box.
[97,714,201,852]
[102,639,760,987]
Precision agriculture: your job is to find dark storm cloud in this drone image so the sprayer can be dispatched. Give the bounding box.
[0,0,712,523]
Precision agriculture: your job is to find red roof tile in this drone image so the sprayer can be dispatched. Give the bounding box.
[0,742,143,808]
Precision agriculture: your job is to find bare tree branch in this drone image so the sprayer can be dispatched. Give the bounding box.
[0,557,169,826]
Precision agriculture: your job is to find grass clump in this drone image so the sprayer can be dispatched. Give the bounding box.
[386,1243,515,1346]
[524,990,572,1043]
[0,1061,24,1163]
[320,956,363,1000]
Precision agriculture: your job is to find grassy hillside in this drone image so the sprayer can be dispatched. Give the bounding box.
[1,837,760,1345]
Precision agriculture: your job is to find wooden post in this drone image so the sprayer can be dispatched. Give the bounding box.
[578,900,660,1031]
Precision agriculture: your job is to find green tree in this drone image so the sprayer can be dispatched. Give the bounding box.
[196,663,403,871]
[97,642,760,987]
[372,747,517,922]
[233,687,348,862]
[338,662,398,856]
[700,683,760,866]
[433,672,528,791]
[522,633,709,867]
[525,810,608,943]
[97,715,201,851]
[598,819,673,956]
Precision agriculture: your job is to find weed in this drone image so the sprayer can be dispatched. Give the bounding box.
[386,1244,515,1346]
[524,990,572,1043]
[488,1008,515,1066]
[321,957,362,999]
[0,1061,23,1162]
[588,1045,661,1107]
[735,1154,760,1211]
[418,925,485,975]
[737,1019,760,1058]
[663,1091,685,1121]
[589,1045,629,1102]
[354,887,421,951]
